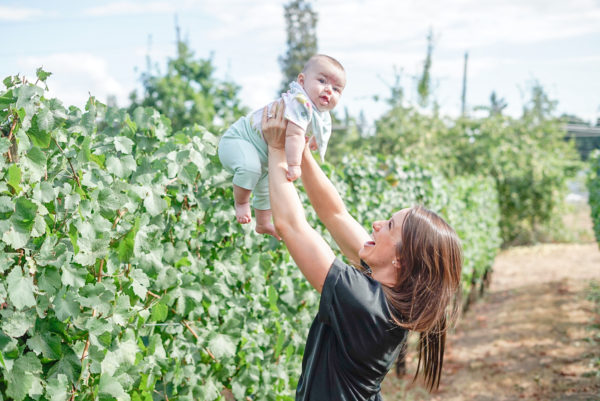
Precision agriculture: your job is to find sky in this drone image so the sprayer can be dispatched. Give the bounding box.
[1,0,599,127]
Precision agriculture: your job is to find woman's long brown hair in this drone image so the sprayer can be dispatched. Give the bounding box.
[382,206,462,391]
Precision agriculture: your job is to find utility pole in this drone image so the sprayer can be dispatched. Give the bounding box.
[461,52,468,116]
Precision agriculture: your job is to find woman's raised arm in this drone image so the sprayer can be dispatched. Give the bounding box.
[263,103,335,293]
[299,146,371,267]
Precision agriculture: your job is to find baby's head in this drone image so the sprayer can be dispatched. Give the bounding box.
[297,54,346,112]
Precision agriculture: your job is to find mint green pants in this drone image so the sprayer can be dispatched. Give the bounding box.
[218,117,270,210]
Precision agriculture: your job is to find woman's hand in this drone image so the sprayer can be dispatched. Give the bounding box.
[262,100,287,150]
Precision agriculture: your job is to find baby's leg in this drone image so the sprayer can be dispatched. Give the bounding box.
[252,173,279,239]
[255,208,281,240]
[285,123,305,181]
[218,136,263,225]
[233,185,252,224]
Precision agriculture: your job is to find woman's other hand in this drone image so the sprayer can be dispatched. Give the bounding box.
[262,100,287,149]
[308,136,318,151]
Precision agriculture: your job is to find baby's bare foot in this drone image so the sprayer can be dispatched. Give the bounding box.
[256,223,281,240]
[235,202,251,224]
[286,165,301,181]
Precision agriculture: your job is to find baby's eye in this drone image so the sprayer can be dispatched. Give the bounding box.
[318,78,326,84]
[333,87,341,93]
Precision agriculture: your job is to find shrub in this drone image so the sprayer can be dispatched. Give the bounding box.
[588,150,600,246]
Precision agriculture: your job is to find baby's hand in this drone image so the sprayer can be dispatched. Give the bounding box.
[287,165,301,181]
[308,136,318,151]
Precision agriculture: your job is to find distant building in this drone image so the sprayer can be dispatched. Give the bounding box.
[565,123,600,160]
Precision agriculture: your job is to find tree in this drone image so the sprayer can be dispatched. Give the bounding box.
[448,83,581,244]
[129,38,247,133]
[417,28,434,108]
[489,91,507,116]
[278,0,318,94]
[474,91,508,116]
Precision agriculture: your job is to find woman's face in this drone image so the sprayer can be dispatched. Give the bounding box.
[358,209,409,273]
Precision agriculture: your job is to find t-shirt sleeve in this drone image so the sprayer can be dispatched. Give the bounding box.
[282,91,312,132]
[319,259,396,359]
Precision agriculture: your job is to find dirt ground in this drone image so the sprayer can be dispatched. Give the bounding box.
[381,206,600,400]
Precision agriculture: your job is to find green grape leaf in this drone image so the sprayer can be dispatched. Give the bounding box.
[268,285,279,313]
[99,374,130,401]
[26,332,62,360]
[12,196,38,232]
[6,352,42,401]
[114,136,134,154]
[232,380,247,400]
[73,237,110,266]
[47,344,81,383]
[150,302,168,322]
[46,373,69,401]
[143,190,167,216]
[0,195,13,214]
[25,146,47,177]
[1,310,36,337]
[0,137,10,154]
[100,335,138,376]
[54,289,81,321]
[7,164,22,193]
[130,268,149,299]
[37,106,55,131]
[60,262,87,289]
[208,334,236,359]
[16,84,42,112]
[198,376,220,401]
[30,214,46,238]
[2,226,29,249]
[118,218,140,263]
[36,67,52,82]
[0,88,16,106]
[6,267,36,310]
[27,114,52,148]
[274,331,285,359]
[106,155,136,178]
[36,181,55,203]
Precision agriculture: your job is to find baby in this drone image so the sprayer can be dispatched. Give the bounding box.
[218,54,346,238]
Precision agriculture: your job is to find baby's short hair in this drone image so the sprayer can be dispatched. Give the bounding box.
[302,54,345,73]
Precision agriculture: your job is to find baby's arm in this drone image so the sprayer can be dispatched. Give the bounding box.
[285,122,306,181]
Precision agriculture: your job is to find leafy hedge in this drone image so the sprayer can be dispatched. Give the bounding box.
[588,150,600,246]
[371,91,581,246]
[0,75,500,400]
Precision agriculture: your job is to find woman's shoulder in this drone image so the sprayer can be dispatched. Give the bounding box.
[321,259,406,340]
[325,259,396,320]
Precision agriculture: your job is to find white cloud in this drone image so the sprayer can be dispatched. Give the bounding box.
[17,53,133,109]
[316,0,600,52]
[0,6,44,21]
[84,1,175,17]
[197,1,285,41]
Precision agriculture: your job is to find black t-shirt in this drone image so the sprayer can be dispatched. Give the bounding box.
[296,259,407,400]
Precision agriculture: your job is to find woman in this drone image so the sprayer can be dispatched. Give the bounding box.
[261,101,462,400]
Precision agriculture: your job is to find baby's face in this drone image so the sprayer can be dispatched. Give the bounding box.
[298,58,346,112]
